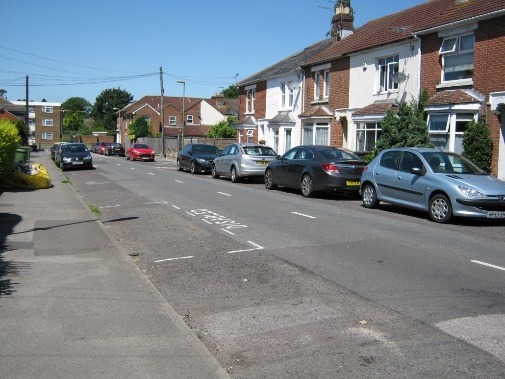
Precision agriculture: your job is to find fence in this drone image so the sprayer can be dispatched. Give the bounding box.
[128,137,236,158]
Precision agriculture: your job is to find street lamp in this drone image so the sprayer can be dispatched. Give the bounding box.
[113,107,121,144]
[177,80,186,149]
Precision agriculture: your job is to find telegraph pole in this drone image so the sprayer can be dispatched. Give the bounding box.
[24,75,29,145]
[160,67,165,157]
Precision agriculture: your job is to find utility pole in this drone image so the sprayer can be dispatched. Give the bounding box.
[24,75,29,145]
[160,67,165,157]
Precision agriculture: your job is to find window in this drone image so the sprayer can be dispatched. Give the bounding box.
[356,122,381,152]
[303,122,329,145]
[43,106,53,113]
[187,115,193,124]
[246,129,254,143]
[42,119,53,126]
[28,106,35,113]
[428,113,475,154]
[440,34,474,81]
[273,129,279,153]
[169,116,176,125]
[281,82,294,109]
[29,119,35,127]
[314,72,321,99]
[246,88,255,113]
[41,132,53,140]
[285,129,291,152]
[323,70,330,98]
[377,55,399,92]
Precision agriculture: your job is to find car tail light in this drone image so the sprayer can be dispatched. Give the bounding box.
[321,163,339,173]
[362,166,369,173]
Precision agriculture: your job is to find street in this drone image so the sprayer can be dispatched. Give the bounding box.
[67,154,505,377]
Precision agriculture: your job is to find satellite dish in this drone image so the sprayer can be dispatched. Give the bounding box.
[391,72,409,84]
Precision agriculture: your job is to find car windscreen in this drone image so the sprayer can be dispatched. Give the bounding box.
[65,144,88,153]
[243,146,277,156]
[320,149,360,161]
[111,143,122,147]
[422,152,485,174]
[193,145,218,154]
[134,144,149,149]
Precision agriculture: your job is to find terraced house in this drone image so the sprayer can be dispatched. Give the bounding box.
[236,0,505,179]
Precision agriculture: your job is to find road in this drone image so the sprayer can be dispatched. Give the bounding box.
[66,153,505,377]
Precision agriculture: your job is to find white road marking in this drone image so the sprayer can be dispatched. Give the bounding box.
[131,167,135,170]
[148,173,155,175]
[175,180,183,183]
[471,260,505,271]
[186,212,196,217]
[155,255,194,263]
[292,211,316,219]
[222,228,235,235]
[228,241,264,254]
[143,201,168,205]
[217,192,232,197]
[172,205,180,210]
[100,205,120,209]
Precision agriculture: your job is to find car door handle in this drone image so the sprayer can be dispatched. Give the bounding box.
[396,176,402,180]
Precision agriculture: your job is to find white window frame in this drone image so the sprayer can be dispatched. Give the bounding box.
[41,132,53,140]
[323,70,330,98]
[428,112,476,154]
[28,106,35,114]
[377,55,399,92]
[42,119,53,126]
[43,106,53,113]
[246,88,256,113]
[169,116,176,126]
[355,122,382,152]
[246,129,254,143]
[302,122,329,145]
[187,115,193,124]
[314,72,321,100]
[280,81,294,109]
[439,33,474,82]
[281,82,286,108]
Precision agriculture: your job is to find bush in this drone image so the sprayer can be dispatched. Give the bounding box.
[0,119,21,178]
[463,116,493,172]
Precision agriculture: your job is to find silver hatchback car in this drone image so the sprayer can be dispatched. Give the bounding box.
[360,147,505,223]
[211,143,277,182]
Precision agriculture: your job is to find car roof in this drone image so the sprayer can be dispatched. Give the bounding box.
[381,147,445,154]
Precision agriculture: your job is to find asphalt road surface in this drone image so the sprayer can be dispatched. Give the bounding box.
[64,153,505,377]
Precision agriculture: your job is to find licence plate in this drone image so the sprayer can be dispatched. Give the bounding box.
[487,211,505,218]
[72,161,83,165]
[346,180,360,186]
[256,161,268,165]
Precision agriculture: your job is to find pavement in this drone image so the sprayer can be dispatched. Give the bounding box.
[0,150,228,378]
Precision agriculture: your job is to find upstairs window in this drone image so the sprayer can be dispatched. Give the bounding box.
[169,116,176,126]
[42,119,53,126]
[323,70,330,98]
[314,72,321,100]
[377,55,399,92]
[246,88,255,113]
[187,115,193,124]
[440,34,474,81]
[280,81,294,109]
[43,106,53,113]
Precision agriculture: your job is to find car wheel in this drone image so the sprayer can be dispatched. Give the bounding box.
[211,164,219,179]
[265,169,277,190]
[190,161,197,174]
[429,194,452,223]
[230,166,240,183]
[177,159,182,171]
[362,184,379,208]
[301,174,314,198]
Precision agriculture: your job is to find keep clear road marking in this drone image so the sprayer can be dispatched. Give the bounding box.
[228,241,264,254]
[154,255,194,263]
[217,192,232,197]
[292,211,316,219]
[471,260,505,272]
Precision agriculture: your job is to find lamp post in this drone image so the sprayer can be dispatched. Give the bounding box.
[177,80,186,150]
[113,107,121,144]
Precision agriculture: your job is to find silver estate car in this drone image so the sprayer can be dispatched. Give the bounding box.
[360,147,505,223]
[211,143,277,182]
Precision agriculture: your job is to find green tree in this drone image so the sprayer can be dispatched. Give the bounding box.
[91,88,133,132]
[462,116,493,172]
[62,97,92,116]
[222,85,238,99]
[373,100,432,158]
[63,112,84,133]
[207,116,237,138]
[129,117,151,140]
[0,119,21,178]
[0,89,7,99]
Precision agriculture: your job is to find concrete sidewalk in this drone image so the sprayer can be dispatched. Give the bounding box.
[0,150,228,378]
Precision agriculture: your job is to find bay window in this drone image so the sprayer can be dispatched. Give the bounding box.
[356,122,381,152]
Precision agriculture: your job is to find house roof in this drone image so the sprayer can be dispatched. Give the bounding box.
[238,38,334,85]
[0,97,24,113]
[424,89,483,106]
[163,124,211,137]
[353,100,398,116]
[269,111,297,124]
[299,105,333,119]
[205,97,239,116]
[235,115,258,127]
[123,95,205,115]
[305,0,505,66]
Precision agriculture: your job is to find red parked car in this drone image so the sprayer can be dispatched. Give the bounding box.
[97,142,112,155]
[126,143,155,162]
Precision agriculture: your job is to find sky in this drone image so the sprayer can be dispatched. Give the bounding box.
[1,0,426,105]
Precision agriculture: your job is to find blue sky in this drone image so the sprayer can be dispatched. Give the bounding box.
[1,0,425,105]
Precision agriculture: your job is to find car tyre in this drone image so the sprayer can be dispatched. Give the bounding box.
[190,161,197,174]
[362,184,379,208]
[301,174,314,198]
[177,159,182,171]
[429,194,453,223]
[211,164,219,179]
[230,166,240,183]
[265,169,277,190]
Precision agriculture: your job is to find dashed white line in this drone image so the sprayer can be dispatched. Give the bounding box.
[172,205,180,210]
[217,192,232,197]
[155,255,194,263]
[148,173,155,175]
[143,201,168,205]
[175,180,183,183]
[100,205,120,209]
[228,241,264,254]
[292,211,316,219]
[222,228,235,235]
[471,260,505,271]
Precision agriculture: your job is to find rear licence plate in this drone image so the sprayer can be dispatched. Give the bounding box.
[256,161,268,165]
[487,211,505,218]
[346,180,360,186]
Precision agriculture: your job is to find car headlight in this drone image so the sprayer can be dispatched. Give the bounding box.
[84,155,92,160]
[458,186,486,198]
[62,157,72,162]
[197,158,207,164]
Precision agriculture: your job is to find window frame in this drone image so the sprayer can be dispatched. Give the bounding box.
[246,88,256,113]
[314,72,321,100]
[355,122,382,152]
[377,55,399,92]
[440,33,474,82]
[42,119,53,127]
[169,116,176,126]
[41,132,53,140]
[323,70,330,98]
[187,115,193,124]
[43,106,53,113]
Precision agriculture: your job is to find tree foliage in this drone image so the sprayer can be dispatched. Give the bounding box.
[0,89,7,99]
[128,117,151,140]
[91,88,133,133]
[63,112,84,133]
[463,116,493,172]
[15,120,29,145]
[207,116,237,138]
[62,97,92,116]
[0,119,21,178]
[222,85,238,99]
[373,101,432,158]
